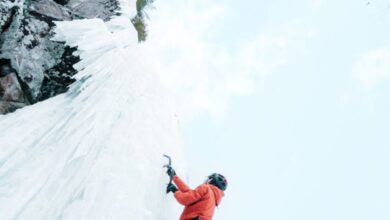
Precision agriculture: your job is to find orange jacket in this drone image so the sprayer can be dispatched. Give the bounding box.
[173,175,224,220]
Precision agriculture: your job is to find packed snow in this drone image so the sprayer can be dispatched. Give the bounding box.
[0,0,185,219]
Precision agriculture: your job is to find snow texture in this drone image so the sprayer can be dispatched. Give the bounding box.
[0,1,184,219]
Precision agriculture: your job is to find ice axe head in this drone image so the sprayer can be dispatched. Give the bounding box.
[163,154,172,168]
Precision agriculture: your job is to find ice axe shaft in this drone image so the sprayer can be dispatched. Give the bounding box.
[163,154,173,193]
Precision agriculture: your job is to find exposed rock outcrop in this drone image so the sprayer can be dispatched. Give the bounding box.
[67,0,120,21]
[0,0,74,104]
[38,46,79,101]
[29,0,72,21]
[0,70,29,114]
[0,0,120,114]
[0,0,153,114]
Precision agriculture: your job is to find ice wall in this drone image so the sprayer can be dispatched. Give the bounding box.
[0,1,184,219]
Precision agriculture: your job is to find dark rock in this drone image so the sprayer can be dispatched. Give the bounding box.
[67,0,120,21]
[0,6,19,34]
[1,11,65,102]
[0,0,125,114]
[0,72,30,114]
[23,74,33,82]
[0,59,15,77]
[53,0,70,5]
[29,0,72,21]
[38,46,79,101]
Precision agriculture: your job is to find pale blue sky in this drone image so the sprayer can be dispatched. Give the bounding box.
[147,0,390,219]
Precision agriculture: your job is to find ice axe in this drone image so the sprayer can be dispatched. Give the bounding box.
[163,154,173,193]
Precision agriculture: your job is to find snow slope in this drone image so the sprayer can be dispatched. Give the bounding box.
[0,1,184,219]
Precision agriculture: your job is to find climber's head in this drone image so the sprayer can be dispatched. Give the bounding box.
[206,173,228,191]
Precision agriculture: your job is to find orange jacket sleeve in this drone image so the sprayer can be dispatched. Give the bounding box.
[173,175,191,192]
[173,184,208,206]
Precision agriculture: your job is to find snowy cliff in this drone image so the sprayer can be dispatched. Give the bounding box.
[0,0,184,219]
[0,0,153,113]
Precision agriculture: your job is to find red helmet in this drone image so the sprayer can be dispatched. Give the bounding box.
[208,173,228,191]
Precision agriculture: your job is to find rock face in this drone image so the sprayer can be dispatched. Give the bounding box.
[0,0,121,114]
[29,0,72,21]
[67,0,120,21]
[0,71,29,114]
[0,59,30,114]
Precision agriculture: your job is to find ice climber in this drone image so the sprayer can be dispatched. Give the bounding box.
[166,167,227,220]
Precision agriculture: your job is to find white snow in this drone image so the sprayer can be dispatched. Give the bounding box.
[0,1,184,219]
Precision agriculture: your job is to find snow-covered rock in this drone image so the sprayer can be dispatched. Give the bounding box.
[0,0,128,106]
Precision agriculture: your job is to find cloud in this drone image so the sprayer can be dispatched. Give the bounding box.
[353,47,390,90]
[144,1,311,123]
[310,0,325,10]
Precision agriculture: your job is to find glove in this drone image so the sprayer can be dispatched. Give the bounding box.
[166,167,176,177]
[166,183,178,194]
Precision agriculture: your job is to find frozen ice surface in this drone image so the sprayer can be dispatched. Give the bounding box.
[0,1,184,219]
